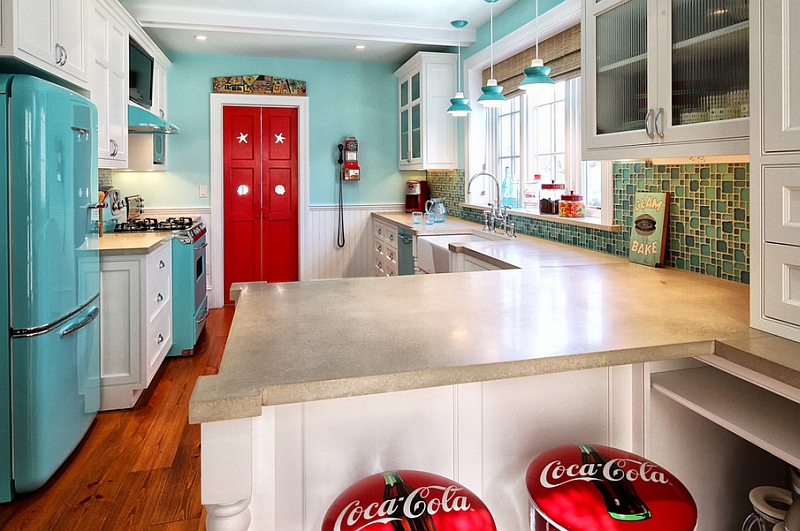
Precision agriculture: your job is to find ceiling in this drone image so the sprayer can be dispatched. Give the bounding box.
[119,0,520,63]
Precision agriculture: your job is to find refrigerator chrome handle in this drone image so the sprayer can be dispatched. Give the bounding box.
[60,306,99,338]
[11,292,100,338]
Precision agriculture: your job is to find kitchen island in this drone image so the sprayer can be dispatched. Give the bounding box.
[190,233,800,531]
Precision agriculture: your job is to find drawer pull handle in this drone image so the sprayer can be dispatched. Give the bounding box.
[157,334,164,344]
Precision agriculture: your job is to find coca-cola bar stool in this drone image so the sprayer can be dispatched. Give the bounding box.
[525,444,697,531]
[321,469,497,531]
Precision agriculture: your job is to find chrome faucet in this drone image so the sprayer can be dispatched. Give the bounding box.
[468,170,502,218]
[467,170,516,237]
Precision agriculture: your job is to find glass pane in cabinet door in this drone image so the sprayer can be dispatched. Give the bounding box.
[401,109,409,160]
[595,0,648,135]
[411,104,421,159]
[401,80,409,107]
[411,73,420,102]
[671,0,749,126]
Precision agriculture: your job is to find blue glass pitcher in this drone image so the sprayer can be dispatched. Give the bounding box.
[425,198,447,223]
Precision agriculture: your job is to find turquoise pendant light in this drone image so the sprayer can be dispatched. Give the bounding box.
[519,0,554,91]
[478,0,506,108]
[447,19,472,116]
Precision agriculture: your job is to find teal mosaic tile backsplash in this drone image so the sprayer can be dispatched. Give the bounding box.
[427,161,750,284]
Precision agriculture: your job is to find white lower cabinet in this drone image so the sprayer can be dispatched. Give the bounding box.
[99,239,172,410]
[372,219,398,277]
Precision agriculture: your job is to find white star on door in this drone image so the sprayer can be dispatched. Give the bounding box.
[275,133,285,144]
[237,132,248,143]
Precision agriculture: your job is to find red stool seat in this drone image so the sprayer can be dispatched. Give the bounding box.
[322,470,497,531]
[526,444,697,531]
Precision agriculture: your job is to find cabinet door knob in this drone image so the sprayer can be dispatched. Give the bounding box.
[157,334,164,344]
[159,260,166,269]
[157,293,164,303]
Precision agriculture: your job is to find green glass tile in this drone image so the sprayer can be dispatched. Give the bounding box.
[735,249,746,263]
[700,167,710,180]
[717,241,728,253]
[722,221,733,233]
[691,255,700,266]
[700,206,710,217]
[701,244,711,256]
[686,236,695,247]
[722,181,733,193]
[671,203,680,215]
[705,187,717,199]
[741,188,749,201]
[722,172,733,181]
[723,261,734,274]
[741,229,749,243]
[690,217,700,229]
[705,225,716,238]
[689,180,699,192]
[675,186,685,197]
[715,201,728,213]
[734,167,745,181]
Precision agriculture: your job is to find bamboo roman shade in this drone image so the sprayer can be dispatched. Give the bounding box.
[482,24,581,97]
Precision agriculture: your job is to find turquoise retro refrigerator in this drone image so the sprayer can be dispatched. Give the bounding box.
[0,74,100,502]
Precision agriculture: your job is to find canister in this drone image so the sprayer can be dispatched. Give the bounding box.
[540,181,565,215]
[559,191,585,218]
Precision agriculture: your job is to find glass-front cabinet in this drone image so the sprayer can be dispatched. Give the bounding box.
[394,52,458,170]
[582,0,749,160]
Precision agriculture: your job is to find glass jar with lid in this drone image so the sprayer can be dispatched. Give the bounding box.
[540,181,565,214]
[559,191,585,218]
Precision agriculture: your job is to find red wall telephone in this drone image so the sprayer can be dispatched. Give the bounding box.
[342,136,360,181]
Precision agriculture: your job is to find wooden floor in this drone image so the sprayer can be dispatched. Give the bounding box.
[0,306,235,531]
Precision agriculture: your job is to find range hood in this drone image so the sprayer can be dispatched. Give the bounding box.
[128,104,180,134]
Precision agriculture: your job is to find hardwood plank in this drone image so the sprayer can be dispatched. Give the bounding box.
[0,308,232,531]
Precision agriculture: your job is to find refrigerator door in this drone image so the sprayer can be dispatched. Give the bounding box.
[11,298,100,492]
[8,75,99,331]
[5,75,100,496]
[0,77,11,503]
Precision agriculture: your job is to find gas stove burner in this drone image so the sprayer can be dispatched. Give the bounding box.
[114,216,199,233]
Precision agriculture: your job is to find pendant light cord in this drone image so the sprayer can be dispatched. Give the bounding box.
[489,2,495,80]
[535,0,540,59]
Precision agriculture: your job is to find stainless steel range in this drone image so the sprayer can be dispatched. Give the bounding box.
[114,213,208,356]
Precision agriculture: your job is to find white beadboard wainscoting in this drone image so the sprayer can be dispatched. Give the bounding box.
[308,204,403,280]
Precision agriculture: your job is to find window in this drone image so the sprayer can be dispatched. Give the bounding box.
[486,77,602,216]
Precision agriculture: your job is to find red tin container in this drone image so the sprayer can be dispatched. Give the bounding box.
[525,444,697,531]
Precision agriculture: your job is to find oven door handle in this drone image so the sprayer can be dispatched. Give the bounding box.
[195,309,210,323]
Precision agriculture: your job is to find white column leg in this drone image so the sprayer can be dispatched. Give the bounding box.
[201,418,253,530]
[206,497,252,531]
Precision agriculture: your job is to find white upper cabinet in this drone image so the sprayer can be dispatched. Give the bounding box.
[582,0,749,160]
[394,52,458,170]
[90,0,128,167]
[2,0,90,88]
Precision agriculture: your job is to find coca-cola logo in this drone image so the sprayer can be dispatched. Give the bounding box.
[333,485,471,531]
[540,458,669,489]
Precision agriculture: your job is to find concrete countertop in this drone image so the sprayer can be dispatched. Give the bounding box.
[188,243,794,423]
[98,232,173,255]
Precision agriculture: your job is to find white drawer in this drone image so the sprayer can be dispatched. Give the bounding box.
[374,254,386,276]
[763,243,800,327]
[145,307,172,385]
[764,166,800,245]
[373,220,397,245]
[385,246,397,267]
[146,241,172,323]
[384,262,398,277]
[146,241,172,283]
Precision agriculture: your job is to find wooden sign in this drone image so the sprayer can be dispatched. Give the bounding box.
[212,75,306,96]
[629,191,669,267]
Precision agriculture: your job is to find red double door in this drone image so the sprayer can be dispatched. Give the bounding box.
[223,106,298,302]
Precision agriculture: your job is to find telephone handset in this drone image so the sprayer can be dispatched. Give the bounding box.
[341,136,360,181]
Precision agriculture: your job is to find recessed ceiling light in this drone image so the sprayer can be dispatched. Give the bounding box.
[354,44,366,50]
[194,35,208,41]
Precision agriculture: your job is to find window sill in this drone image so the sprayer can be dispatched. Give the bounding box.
[460,203,621,233]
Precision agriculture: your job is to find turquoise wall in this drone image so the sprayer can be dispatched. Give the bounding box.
[113,53,405,208]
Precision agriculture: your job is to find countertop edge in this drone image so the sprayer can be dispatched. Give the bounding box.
[187,340,721,425]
